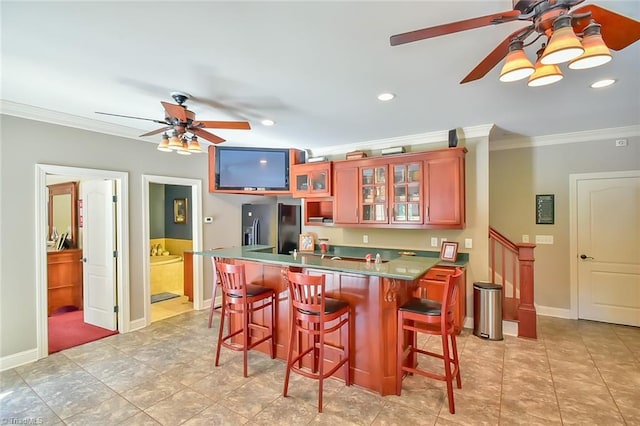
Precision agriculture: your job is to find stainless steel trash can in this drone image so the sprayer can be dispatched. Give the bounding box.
[473,282,503,340]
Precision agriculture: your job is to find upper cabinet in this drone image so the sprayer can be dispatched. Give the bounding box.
[291,161,332,198]
[332,147,466,229]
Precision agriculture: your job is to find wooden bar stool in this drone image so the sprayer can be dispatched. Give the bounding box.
[214,261,276,377]
[207,254,224,328]
[396,267,464,414]
[283,270,351,413]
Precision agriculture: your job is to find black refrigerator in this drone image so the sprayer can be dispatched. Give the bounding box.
[241,203,301,254]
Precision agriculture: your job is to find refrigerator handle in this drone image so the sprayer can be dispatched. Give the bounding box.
[252,218,259,245]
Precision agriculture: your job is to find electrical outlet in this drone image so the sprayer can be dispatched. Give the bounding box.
[522,234,529,243]
[615,139,628,147]
[430,237,438,247]
[363,235,369,244]
[440,238,447,245]
[464,238,473,249]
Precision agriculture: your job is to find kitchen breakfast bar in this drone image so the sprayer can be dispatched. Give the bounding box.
[196,245,466,396]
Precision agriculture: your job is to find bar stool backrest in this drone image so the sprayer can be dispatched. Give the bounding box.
[216,261,248,299]
[287,271,326,321]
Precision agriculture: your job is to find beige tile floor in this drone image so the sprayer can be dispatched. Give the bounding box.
[2,313,638,425]
[151,296,194,323]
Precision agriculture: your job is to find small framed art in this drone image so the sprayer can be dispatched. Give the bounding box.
[299,233,315,252]
[440,241,459,262]
[174,198,187,224]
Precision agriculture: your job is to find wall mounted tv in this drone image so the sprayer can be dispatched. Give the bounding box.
[214,146,290,191]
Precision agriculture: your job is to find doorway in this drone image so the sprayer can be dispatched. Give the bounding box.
[142,175,203,326]
[36,165,130,359]
[570,170,640,326]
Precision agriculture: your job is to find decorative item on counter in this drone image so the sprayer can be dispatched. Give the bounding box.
[365,253,372,262]
[375,253,381,264]
[440,241,459,262]
[51,226,59,242]
[162,251,170,256]
[299,233,315,252]
[292,249,297,259]
[319,238,329,254]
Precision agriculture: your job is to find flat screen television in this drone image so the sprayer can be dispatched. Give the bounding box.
[214,146,290,191]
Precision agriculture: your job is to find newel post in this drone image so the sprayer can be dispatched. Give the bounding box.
[516,243,537,339]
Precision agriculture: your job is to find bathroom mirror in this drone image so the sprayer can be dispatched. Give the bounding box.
[47,181,79,248]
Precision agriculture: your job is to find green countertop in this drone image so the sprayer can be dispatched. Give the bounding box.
[195,245,467,281]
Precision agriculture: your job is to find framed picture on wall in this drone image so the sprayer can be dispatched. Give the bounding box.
[174,198,187,224]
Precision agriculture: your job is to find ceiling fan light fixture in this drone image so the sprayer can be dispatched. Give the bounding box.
[157,133,172,152]
[527,60,563,87]
[176,137,191,155]
[499,41,535,82]
[167,130,183,150]
[568,22,612,70]
[187,135,204,153]
[541,15,584,65]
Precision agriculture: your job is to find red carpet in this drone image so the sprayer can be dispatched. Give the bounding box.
[48,310,118,354]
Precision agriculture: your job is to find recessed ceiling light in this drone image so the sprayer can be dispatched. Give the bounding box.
[377,93,395,101]
[261,119,275,126]
[590,79,616,89]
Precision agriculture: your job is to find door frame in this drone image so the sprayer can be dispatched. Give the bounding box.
[142,175,203,326]
[36,164,129,359]
[569,169,640,320]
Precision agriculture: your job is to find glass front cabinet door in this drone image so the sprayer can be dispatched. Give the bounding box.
[390,161,422,224]
[359,165,388,223]
[291,162,332,198]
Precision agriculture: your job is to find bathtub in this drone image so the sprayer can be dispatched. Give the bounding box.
[150,254,182,265]
[150,255,184,295]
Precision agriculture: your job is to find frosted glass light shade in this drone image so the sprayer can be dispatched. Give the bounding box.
[568,23,611,70]
[167,131,183,150]
[157,133,172,152]
[528,61,563,87]
[187,136,204,153]
[541,16,584,65]
[176,138,191,155]
[499,42,535,82]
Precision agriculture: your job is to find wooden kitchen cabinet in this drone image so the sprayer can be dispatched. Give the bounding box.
[333,165,359,224]
[47,249,83,316]
[424,149,466,228]
[332,147,466,229]
[291,161,332,198]
[418,266,466,333]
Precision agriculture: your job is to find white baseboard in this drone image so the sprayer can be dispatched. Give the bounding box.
[0,348,39,372]
[128,318,147,332]
[535,304,576,319]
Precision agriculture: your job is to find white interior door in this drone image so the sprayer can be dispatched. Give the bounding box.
[577,174,640,326]
[82,179,117,330]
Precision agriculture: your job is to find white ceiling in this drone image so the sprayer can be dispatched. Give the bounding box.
[2,1,639,155]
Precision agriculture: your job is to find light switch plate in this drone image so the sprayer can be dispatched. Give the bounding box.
[522,234,529,243]
[430,237,438,247]
[363,235,369,244]
[464,238,472,249]
[535,235,554,244]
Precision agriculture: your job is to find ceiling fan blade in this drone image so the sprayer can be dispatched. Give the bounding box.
[460,26,533,84]
[390,9,521,46]
[95,111,168,125]
[161,101,187,122]
[139,127,171,137]
[572,4,640,51]
[192,120,251,130]
[192,128,226,144]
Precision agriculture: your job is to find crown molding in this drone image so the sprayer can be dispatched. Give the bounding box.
[0,100,144,142]
[310,124,494,157]
[490,125,640,151]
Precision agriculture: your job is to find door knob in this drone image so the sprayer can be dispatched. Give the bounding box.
[81,257,87,263]
[579,254,594,260]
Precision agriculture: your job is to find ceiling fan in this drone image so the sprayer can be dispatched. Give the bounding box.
[96,92,251,149]
[390,0,640,84]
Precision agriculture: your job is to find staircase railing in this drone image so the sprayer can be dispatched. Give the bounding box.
[488,227,537,339]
